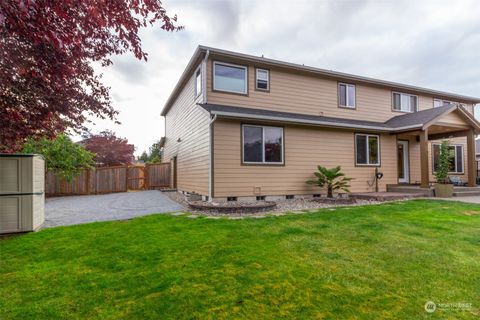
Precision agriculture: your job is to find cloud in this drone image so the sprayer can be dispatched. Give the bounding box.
[79,0,480,155]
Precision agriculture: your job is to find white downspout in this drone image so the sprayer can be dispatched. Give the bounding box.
[204,49,215,201]
[208,114,217,201]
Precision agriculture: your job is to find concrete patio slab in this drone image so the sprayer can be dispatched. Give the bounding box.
[45,190,184,228]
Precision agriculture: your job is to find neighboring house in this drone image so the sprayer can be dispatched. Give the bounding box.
[161,46,480,201]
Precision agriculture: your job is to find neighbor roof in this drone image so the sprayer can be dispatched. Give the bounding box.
[161,46,480,116]
[199,103,480,133]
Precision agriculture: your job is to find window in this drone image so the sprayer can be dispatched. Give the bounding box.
[255,68,269,91]
[433,99,453,108]
[393,92,417,112]
[243,125,283,164]
[213,62,247,94]
[432,144,464,174]
[355,134,380,165]
[195,68,202,97]
[338,83,356,108]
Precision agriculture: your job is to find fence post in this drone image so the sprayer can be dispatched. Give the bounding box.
[144,165,149,190]
[125,166,129,192]
[86,169,90,195]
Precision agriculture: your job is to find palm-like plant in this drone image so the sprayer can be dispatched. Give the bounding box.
[306,165,352,198]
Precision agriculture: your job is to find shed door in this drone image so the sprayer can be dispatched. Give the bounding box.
[0,197,20,233]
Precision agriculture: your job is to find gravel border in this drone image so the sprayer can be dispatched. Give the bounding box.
[164,191,383,217]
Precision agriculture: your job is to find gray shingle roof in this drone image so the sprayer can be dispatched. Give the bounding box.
[384,105,455,129]
[200,103,391,131]
[199,103,479,133]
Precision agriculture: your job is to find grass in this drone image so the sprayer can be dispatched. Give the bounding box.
[1,200,480,319]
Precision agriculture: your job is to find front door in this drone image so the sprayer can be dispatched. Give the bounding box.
[397,141,409,183]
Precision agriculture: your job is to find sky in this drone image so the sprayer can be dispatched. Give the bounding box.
[82,0,480,156]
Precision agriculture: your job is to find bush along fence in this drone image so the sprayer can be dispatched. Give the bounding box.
[45,163,171,197]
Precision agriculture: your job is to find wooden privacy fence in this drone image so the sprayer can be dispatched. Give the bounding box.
[45,163,171,197]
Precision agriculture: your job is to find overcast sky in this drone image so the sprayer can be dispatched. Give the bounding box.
[83,0,480,155]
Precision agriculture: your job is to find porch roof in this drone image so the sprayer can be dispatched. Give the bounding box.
[199,103,480,133]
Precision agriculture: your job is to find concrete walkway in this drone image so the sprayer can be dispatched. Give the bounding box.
[436,196,480,204]
[45,190,184,228]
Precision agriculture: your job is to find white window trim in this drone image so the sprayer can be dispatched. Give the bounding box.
[194,67,202,98]
[213,61,248,94]
[242,124,284,165]
[392,91,418,113]
[338,83,356,108]
[355,133,380,166]
[433,98,453,108]
[255,68,269,91]
[432,143,464,174]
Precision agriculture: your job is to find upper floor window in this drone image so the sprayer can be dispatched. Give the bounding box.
[338,83,356,108]
[195,68,202,98]
[433,99,453,108]
[432,144,463,174]
[255,68,269,91]
[393,92,417,112]
[355,133,380,166]
[243,125,283,164]
[213,61,247,94]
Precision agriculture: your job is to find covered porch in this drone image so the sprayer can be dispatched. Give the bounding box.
[390,105,480,190]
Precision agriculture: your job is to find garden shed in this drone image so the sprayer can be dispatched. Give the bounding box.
[0,154,45,234]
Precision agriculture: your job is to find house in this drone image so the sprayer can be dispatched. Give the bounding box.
[160,46,480,201]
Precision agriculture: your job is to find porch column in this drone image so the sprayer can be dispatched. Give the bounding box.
[467,129,476,187]
[420,128,429,188]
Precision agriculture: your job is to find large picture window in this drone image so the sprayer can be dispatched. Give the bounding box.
[213,62,248,94]
[355,134,380,165]
[243,125,283,164]
[393,92,417,112]
[432,144,464,174]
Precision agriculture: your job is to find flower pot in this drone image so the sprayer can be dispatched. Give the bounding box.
[434,183,453,198]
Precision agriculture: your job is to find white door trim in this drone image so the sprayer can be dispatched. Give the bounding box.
[398,140,409,183]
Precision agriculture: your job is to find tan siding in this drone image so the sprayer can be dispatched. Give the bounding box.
[207,60,475,123]
[163,66,210,196]
[213,119,397,197]
[407,136,468,184]
[437,111,468,125]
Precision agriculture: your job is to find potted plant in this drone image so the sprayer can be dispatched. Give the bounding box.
[434,140,454,197]
[306,165,352,200]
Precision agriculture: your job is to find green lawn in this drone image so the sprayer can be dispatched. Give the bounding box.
[1,200,480,319]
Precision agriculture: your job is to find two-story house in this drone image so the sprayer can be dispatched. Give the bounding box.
[161,46,480,201]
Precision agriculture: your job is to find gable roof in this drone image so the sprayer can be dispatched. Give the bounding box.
[161,46,480,116]
[199,103,480,133]
[384,105,455,129]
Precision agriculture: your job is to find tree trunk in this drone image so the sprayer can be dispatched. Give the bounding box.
[327,186,333,198]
